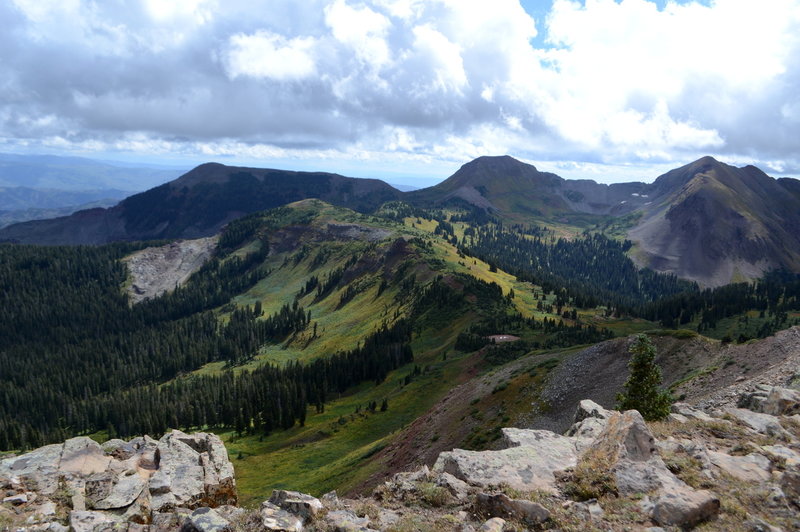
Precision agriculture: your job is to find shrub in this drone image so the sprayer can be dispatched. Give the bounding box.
[616,334,671,421]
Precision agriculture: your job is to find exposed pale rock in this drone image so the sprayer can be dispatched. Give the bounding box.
[0,444,63,495]
[671,402,716,422]
[573,399,614,424]
[69,509,120,532]
[183,506,232,532]
[326,509,375,531]
[58,437,111,478]
[435,472,471,501]
[3,492,28,505]
[724,408,792,439]
[474,492,549,525]
[651,488,720,528]
[259,501,303,531]
[86,470,147,510]
[583,410,680,495]
[268,489,323,520]
[761,445,800,468]
[434,442,577,493]
[667,413,689,424]
[708,451,772,482]
[739,385,800,416]
[567,400,614,449]
[149,430,236,512]
[478,516,506,532]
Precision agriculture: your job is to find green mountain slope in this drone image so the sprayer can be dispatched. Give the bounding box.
[0,164,401,245]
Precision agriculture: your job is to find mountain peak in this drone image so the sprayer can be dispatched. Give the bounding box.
[460,155,537,173]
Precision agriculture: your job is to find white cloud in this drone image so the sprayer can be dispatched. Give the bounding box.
[224,31,318,81]
[325,0,392,69]
[2,0,800,182]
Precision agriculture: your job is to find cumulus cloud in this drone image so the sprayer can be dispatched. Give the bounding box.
[224,31,318,81]
[1,0,800,182]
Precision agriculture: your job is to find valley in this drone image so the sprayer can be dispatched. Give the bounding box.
[1,155,800,531]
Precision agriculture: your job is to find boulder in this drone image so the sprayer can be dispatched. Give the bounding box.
[582,410,679,495]
[707,451,772,482]
[149,430,236,512]
[670,402,716,422]
[326,509,375,531]
[739,385,800,416]
[724,408,792,440]
[58,437,112,478]
[474,492,549,525]
[69,510,120,532]
[566,400,614,449]
[434,441,577,493]
[761,445,800,468]
[259,501,304,531]
[500,428,570,449]
[650,487,720,528]
[268,489,323,520]
[85,470,147,510]
[435,472,471,501]
[478,517,506,532]
[763,387,800,416]
[183,506,232,532]
[0,444,63,495]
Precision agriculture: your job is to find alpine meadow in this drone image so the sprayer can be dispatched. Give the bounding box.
[3,1,800,530]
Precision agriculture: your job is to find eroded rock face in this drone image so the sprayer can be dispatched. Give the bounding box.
[433,441,578,493]
[0,430,236,530]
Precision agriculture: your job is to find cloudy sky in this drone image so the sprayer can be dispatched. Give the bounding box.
[2,0,799,186]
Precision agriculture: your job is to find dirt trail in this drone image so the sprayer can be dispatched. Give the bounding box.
[124,236,218,304]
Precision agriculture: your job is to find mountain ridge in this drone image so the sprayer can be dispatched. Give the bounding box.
[1,154,799,286]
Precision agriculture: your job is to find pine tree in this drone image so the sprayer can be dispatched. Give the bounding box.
[616,334,671,421]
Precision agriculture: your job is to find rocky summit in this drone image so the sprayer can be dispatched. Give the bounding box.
[3,385,800,531]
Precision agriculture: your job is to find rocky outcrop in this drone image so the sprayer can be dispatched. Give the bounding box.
[4,385,800,531]
[0,430,235,530]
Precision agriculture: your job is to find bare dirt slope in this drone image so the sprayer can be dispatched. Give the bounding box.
[124,236,218,303]
[357,328,800,494]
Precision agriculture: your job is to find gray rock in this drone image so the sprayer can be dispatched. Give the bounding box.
[268,489,323,520]
[326,509,375,531]
[150,430,236,512]
[739,385,800,416]
[3,492,28,505]
[259,501,303,531]
[500,428,571,449]
[68,510,120,532]
[435,472,471,500]
[0,444,63,495]
[479,517,505,532]
[746,517,786,531]
[724,408,792,439]
[86,470,147,510]
[761,445,800,468]
[573,399,615,423]
[671,402,716,422]
[584,410,680,495]
[434,438,577,492]
[182,506,232,532]
[651,488,720,528]
[58,437,112,478]
[474,492,549,525]
[320,490,339,508]
[667,413,689,424]
[707,451,772,482]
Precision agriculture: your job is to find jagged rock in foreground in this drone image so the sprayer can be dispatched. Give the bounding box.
[4,388,800,530]
[0,430,235,531]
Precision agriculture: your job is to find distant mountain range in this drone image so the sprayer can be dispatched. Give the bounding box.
[1,154,798,287]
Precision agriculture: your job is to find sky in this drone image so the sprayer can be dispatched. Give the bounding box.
[1,0,799,187]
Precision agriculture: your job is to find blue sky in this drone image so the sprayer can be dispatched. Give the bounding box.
[1,0,798,187]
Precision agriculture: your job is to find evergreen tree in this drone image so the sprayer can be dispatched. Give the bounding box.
[616,334,671,421]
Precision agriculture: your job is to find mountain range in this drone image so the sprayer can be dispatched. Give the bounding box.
[1,154,798,286]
